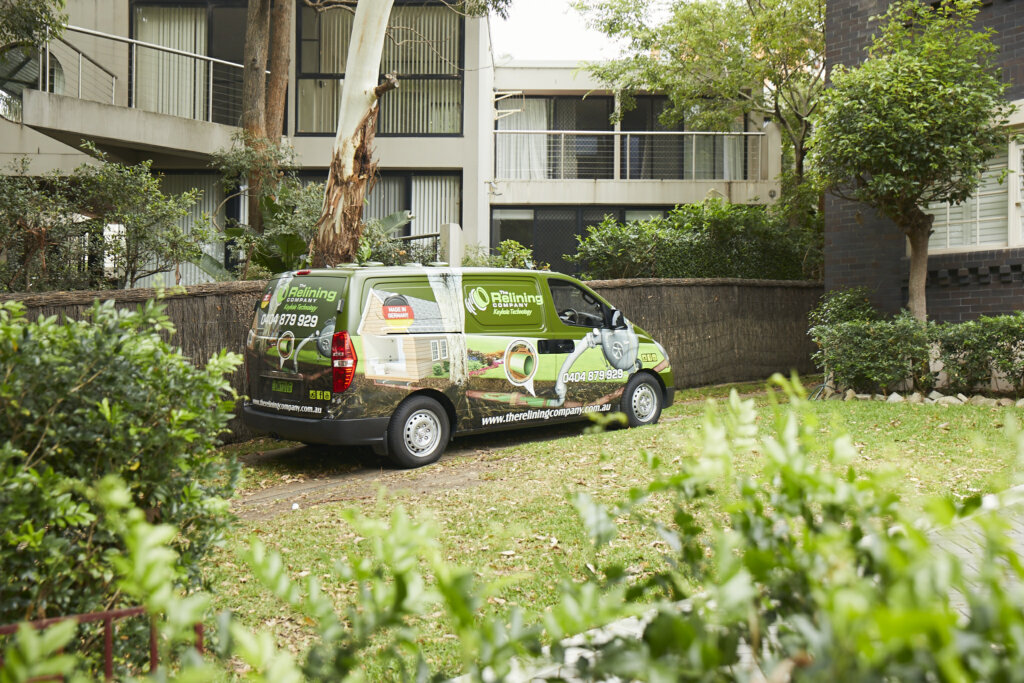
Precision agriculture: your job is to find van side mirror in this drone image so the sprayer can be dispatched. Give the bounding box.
[609,309,626,330]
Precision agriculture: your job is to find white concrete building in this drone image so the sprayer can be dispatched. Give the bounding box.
[0,0,781,283]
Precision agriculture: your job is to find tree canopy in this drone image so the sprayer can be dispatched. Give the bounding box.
[809,0,1013,320]
[0,0,66,45]
[576,0,825,180]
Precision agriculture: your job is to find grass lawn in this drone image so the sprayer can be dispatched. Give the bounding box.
[206,378,1020,675]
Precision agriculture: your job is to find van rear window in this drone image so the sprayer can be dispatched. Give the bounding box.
[256,274,346,337]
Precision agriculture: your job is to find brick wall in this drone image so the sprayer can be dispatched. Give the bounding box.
[824,0,1024,320]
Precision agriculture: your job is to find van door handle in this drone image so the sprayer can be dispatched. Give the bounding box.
[538,339,575,354]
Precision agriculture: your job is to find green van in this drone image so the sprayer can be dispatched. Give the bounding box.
[242,266,675,467]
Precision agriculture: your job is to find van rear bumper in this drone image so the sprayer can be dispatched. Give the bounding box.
[242,403,389,452]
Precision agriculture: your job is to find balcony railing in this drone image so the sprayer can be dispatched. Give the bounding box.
[35,25,249,126]
[494,130,767,182]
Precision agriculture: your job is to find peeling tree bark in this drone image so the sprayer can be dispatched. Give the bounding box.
[266,0,293,142]
[241,0,272,234]
[309,0,396,268]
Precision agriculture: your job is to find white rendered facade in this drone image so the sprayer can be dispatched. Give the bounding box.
[0,0,782,284]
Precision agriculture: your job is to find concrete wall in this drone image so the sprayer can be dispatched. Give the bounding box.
[2,277,821,442]
[824,0,1024,321]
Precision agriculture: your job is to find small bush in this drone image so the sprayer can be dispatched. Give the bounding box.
[462,240,548,270]
[811,311,932,393]
[567,199,807,281]
[935,313,1024,396]
[358,216,436,266]
[0,299,241,625]
[808,286,879,329]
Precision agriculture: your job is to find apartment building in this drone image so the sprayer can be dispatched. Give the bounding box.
[825,0,1024,321]
[0,0,782,285]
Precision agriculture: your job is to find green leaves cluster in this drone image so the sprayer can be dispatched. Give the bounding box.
[568,200,810,280]
[577,0,824,177]
[0,149,204,292]
[810,0,1013,217]
[0,0,66,45]
[0,300,240,636]
[462,239,548,270]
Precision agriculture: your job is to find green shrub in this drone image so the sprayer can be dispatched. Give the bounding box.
[811,311,932,393]
[934,313,1024,396]
[987,313,1024,395]
[808,286,879,329]
[357,213,436,266]
[0,299,241,625]
[567,199,806,281]
[461,240,548,270]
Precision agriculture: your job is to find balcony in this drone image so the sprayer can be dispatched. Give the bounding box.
[492,128,782,205]
[5,26,244,163]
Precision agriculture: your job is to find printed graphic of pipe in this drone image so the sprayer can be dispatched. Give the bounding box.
[467,391,569,408]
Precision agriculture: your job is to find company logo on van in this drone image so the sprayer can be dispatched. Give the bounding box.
[276,285,338,303]
[464,286,543,317]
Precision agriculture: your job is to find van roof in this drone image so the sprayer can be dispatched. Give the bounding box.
[281,265,560,278]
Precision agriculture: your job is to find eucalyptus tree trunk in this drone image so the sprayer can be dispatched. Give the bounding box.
[266,0,293,141]
[309,0,396,268]
[241,0,271,234]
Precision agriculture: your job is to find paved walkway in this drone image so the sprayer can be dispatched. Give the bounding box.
[931,485,1024,617]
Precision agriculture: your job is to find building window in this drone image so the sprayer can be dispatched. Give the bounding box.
[302,171,462,238]
[496,96,614,180]
[297,3,463,135]
[925,151,1009,251]
[430,339,448,361]
[495,94,751,181]
[130,1,247,126]
[491,206,672,274]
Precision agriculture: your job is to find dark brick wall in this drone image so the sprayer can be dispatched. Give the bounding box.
[824,0,1024,320]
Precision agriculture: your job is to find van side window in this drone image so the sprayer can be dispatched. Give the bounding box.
[548,279,608,328]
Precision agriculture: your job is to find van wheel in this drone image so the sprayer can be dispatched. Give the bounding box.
[387,396,450,468]
[623,374,662,427]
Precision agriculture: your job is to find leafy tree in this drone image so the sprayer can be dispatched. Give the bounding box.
[808,0,1014,320]
[302,0,511,267]
[576,0,824,183]
[0,0,66,45]
[0,150,204,292]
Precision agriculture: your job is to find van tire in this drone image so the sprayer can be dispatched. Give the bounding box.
[623,373,662,427]
[387,395,450,468]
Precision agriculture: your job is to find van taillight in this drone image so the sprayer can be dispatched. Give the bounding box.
[331,331,357,393]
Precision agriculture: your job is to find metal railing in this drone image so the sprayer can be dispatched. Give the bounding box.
[0,606,204,681]
[494,130,767,182]
[33,25,251,126]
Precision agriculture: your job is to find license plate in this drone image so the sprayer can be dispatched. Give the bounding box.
[271,379,293,394]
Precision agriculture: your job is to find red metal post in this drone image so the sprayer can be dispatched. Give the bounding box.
[103,617,114,680]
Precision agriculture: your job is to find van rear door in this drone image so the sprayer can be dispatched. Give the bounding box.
[245,273,348,418]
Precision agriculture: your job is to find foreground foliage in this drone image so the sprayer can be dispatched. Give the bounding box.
[0,300,241,629]
[6,377,1024,680]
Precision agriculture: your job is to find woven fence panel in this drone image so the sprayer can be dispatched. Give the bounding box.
[3,278,822,443]
[589,278,823,389]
